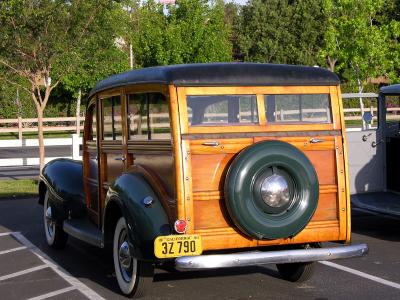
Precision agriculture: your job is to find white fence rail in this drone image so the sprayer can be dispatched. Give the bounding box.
[1,92,399,167]
[0,134,82,167]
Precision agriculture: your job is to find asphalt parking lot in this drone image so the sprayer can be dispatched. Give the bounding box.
[0,197,399,299]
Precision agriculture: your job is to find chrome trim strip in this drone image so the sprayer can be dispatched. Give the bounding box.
[182,130,341,140]
[342,93,378,98]
[175,244,368,270]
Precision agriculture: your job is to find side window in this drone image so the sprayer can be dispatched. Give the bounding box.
[342,96,378,131]
[102,96,122,141]
[128,93,171,140]
[187,95,258,126]
[87,104,97,141]
[385,95,400,130]
[265,94,332,123]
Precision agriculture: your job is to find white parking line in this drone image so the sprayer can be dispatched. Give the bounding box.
[0,232,17,237]
[0,246,27,255]
[12,232,105,300]
[0,265,48,281]
[27,286,76,300]
[320,261,400,290]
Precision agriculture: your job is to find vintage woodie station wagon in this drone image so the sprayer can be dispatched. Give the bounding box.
[39,63,368,297]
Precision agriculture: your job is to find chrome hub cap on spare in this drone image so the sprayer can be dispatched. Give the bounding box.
[118,231,133,282]
[260,174,290,208]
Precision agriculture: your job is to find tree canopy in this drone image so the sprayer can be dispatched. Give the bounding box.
[1,0,400,121]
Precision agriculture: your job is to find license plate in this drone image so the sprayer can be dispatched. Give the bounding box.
[154,234,202,258]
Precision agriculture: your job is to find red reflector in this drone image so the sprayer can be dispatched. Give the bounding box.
[174,220,187,234]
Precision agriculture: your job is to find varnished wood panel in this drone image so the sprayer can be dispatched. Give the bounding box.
[191,153,234,192]
[193,189,338,231]
[190,138,252,155]
[190,149,337,191]
[189,123,335,134]
[304,150,337,185]
[311,193,338,221]
[182,86,331,95]
[198,221,340,251]
[193,199,231,230]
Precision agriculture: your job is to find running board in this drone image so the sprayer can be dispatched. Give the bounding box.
[63,218,103,248]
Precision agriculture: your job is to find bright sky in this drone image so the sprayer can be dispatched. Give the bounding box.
[227,0,248,5]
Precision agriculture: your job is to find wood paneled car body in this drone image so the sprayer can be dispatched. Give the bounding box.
[39,63,368,297]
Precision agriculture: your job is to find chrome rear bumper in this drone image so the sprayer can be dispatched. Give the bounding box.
[175,243,368,270]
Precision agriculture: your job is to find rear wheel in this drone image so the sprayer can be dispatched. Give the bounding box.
[113,217,154,298]
[43,191,68,249]
[276,262,315,282]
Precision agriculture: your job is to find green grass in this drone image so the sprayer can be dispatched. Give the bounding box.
[0,179,38,198]
[0,132,83,140]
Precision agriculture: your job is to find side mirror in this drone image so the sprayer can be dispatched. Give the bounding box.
[363,112,373,124]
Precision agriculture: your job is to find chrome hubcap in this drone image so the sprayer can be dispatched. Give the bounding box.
[45,205,55,238]
[260,174,290,207]
[118,230,132,282]
[119,241,132,269]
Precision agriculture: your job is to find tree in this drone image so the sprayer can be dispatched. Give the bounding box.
[128,0,232,67]
[236,0,326,66]
[321,0,400,92]
[0,0,126,170]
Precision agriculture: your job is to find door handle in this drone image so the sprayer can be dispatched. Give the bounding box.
[372,139,384,148]
[114,156,126,162]
[310,138,325,144]
[202,141,220,147]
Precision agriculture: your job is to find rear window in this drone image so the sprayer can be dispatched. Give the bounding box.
[265,94,332,123]
[187,95,258,126]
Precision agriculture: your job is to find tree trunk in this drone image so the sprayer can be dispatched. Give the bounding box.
[76,89,82,135]
[37,107,45,172]
[327,56,337,72]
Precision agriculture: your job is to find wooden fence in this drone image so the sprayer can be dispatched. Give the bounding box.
[0,116,84,139]
[1,106,400,139]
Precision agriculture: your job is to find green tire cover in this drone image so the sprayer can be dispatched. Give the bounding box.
[224,140,319,240]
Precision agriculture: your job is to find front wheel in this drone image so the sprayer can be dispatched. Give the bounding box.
[113,217,154,298]
[43,191,68,249]
[276,262,315,282]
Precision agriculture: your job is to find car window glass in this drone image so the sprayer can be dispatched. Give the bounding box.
[265,94,332,123]
[87,104,97,141]
[343,97,378,131]
[128,93,148,140]
[385,95,400,132]
[187,95,258,126]
[128,93,171,140]
[102,96,122,141]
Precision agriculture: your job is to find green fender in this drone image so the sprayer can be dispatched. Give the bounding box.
[39,158,86,219]
[105,172,171,261]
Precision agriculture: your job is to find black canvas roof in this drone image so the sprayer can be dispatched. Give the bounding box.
[89,63,340,97]
[380,84,400,95]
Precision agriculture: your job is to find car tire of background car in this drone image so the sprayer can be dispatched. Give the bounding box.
[276,262,315,282]
[224,140,319,240]
[113,217,154,298]
[43,190,68,249]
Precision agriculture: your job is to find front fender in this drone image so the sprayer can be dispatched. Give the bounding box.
[106,172,171,260]
[40,158,86,219]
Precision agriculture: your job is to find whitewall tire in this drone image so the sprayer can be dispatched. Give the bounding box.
[43,191,68,249]
[113,217,153,298]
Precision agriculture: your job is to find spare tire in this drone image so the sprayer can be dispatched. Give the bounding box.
[224,140,319,240]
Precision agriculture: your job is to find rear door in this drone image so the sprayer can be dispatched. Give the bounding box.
[177,86,348,251]
[343,94,384,194]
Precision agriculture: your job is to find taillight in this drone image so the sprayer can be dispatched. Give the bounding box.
[174,220,187,234]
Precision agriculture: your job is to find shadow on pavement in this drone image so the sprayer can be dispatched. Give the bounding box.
[351,207,400,242]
